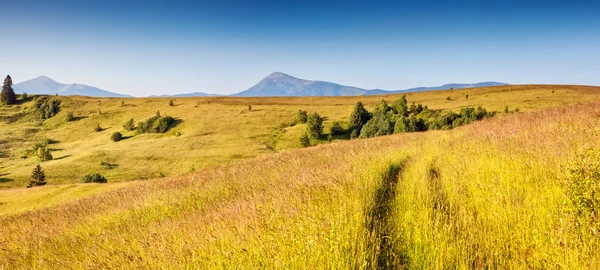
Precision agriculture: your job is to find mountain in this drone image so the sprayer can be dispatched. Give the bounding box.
[14,76,133,98]
[234,72,508,97]
[150,92,219,97]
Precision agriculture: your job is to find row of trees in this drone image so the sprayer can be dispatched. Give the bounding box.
[349,96,494,139]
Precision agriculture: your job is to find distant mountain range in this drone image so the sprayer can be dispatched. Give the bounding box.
[232,72,508,97]
[14,73,508,98]
[13,76,132,98]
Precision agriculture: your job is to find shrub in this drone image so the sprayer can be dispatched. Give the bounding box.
[465,94,469,99]
[327,134,333,142]
[330,121,345,135]
[27,164,46,188]
[111,132,123,142]
[504,105,509,113]
[22,92,28,100]
[515,108,520,113]
[306,112,324,139]
[299,133,310,147]
[360,113,393,138]
[80,173,108,183]
[296,110,308,124]
[137,114,176,133]
[37,147,53,161]
[33,96,61,119]
[350,129,359,139]
[169,100,174,106]
[446,96,452,101]
[94,124,103,132]
[565,147,600,233]
[123,118,136,131]
[248,105,252,111]
[66,111,74,122]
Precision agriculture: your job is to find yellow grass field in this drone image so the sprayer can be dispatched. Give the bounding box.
[1,84,600,268]
[1,84,598,189]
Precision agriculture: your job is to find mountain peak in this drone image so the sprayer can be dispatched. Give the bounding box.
[265,72,297,80]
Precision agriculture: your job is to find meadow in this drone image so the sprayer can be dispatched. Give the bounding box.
[1,84,598,189]
[1,84,600,268]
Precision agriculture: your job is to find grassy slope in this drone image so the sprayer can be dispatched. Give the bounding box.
[1,85,598,190]
[0,85,599,268]
[1,101,600,268]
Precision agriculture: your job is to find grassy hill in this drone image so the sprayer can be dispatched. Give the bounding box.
[1,85,598,189]
[1,84,600,268]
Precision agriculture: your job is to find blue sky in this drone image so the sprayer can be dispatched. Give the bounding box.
[1,0,599,96]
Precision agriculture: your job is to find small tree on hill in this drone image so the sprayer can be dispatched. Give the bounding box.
[349,102,371,132]
[306,112,324,139]
[1,75,17,105]
[27,164,47,188]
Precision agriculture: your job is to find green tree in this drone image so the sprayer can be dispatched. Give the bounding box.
[81,173,108,183]
[27,164,47,188]
[1,75,17,105]
[306,112,324,139]
[349,102,371,132]
[391,95,408,116]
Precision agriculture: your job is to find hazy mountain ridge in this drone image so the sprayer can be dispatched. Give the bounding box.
[13,76,133,98]
[233,72,508,97]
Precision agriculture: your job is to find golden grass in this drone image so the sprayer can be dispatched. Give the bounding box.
[1,84,599,189]
[1,97,600,268]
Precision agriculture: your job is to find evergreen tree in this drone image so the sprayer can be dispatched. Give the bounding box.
[27,164,47,188]
[349,102,371,132]
[1,75,17,105]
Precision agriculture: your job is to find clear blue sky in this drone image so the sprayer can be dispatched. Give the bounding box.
[1,0,599,96]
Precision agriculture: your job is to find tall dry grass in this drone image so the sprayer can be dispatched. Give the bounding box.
[1,100,600,268]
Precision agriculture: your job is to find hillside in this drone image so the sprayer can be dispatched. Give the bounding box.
[1,85,599,190]
[1,91,600,268]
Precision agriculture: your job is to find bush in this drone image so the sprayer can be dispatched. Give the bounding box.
[22,92,28,100]
[34,96,61,119]
[306,112,324,139]
[330,121,345,135]
[27,164,46,188]
[123,118,136,131]
[137,114,176,133]
[565,147,600,233]
[248,105,252,111]
[94,124,102,132]
[446,96,452,101]
[350,129,359,139]
[299,133,310,147]
[37,147,53,161]
[360,113,393,138]
[81,173,108,183]
[111,132,123,142]
[66,111,74,122]
[296,110,308,124]
[169,100,174,106]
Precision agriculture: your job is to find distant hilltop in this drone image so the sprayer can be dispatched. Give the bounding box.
[13,73,508,98]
